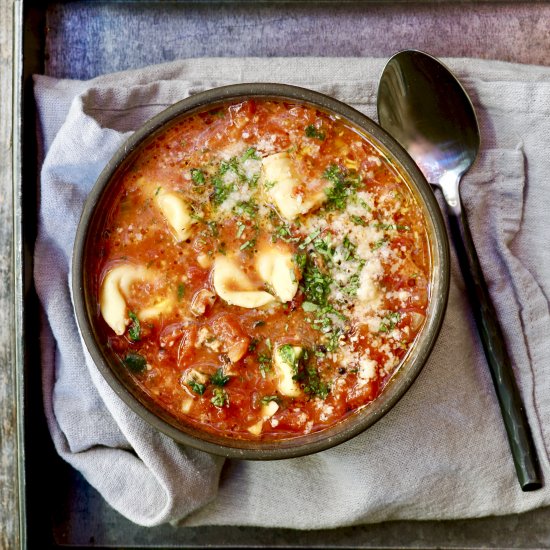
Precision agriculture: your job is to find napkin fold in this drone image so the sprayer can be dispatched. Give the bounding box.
[34,58,550,528]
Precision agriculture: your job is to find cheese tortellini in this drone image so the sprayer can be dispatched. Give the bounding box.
[213,255,275,309]
[262,152,326,220]
[154,189,196,242]
[255,247,298,303]
[213,246,299,308]
[99,264,173,335]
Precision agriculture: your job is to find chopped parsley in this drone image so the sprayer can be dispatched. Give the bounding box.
[302,259,332,306]
[123,352,146,373]
[351,215,367,226]
[299,228,322,250]
[323,165,360,211]
[188,379,206,395]
[240,238,256,251]
[373,222,410,231]
[372,238,387,251]
[127,311,141,341]
[212,174,234,206]
[260,395,281,405]
[206,220,219,237]
[379,311,401,333]
[344,272,362,297]
[177,283,185,301]
[312,235,335,261]
[236,222,246,239]
[305,124,325,140]
[264,179,277,190]
[248,338,259,352]
[291,357,330,399]
[274,223,299,243]
[241,147,260,161]
[190,168,206,185]
[211,368,230,387]
[233,199,258,218]
[258,353,272,378]
[277,344,299,373]
[293,253,307,271]
[211,388,229,407]
[219,157,240,176]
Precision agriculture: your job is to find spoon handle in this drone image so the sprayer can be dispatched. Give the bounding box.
[447,206,542,491]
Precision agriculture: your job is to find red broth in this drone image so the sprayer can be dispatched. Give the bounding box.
[90,99,431,440]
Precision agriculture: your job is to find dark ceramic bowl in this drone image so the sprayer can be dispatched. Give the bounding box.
[72,83,450,460]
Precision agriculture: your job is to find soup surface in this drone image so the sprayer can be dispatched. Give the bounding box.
[91,99,431,440]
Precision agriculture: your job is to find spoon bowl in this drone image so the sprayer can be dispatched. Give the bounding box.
[377,50,479,212]
[378,50,542,491]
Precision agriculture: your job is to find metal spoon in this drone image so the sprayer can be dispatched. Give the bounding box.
[377,49,542,491]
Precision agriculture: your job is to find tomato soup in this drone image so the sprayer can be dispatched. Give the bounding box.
[90,99,431,440]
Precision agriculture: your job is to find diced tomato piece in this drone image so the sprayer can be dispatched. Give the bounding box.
[210,314,250,363]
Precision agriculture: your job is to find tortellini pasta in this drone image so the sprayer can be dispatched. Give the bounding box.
[212,255,275,309]
[255,247,298,303]
[154,189,196,242]
[138,298,174,321]
[262,152,326,220]
[213,246,299,308]
[99,264,173,335]
[100,264,152,335]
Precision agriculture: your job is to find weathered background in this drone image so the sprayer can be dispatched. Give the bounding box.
[1,0,17,549]
[4,1,550,548]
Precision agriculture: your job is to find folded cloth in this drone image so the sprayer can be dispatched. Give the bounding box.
[34,58,550,528]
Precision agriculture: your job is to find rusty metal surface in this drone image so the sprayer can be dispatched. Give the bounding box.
[7,1,550,548]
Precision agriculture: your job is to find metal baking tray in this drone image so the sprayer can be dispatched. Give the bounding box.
[13,0,550,547]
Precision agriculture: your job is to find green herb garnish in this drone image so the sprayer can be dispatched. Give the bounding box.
[278,344,299,373]
[177,283,185,301]
[305,124,326,140]
[258,353,272,378]
[241,147,260,161]
[127,311,141,341]
[372,238,387,251]
[260,395,281,405]
[211,388,229,407]
[236,222,246,239]
[188,379,206,395]
[299,365,330,399]
[301,301,319,312]
[124,352,146,373]
[212,175,234,206]
[207,220,219,237]
[248,338,259,352]
[240,239,256,251]
[323,164,360,211]
[379,311,401,333]
[351,215,366,226]
[190,168,206,185]
[233,199,258,218]
[302,260,332,306]
[211,368,230,387]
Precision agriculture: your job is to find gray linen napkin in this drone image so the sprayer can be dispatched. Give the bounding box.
[34,58,550,528]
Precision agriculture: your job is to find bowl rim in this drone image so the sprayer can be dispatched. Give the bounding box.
[72,83,450,460]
